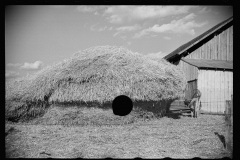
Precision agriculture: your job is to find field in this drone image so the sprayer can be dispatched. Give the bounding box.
[5,106,232,158]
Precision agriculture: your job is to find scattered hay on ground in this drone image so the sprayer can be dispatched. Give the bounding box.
[5,115,232,158]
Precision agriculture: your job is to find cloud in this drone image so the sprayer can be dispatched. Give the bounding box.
[103,6,196,24]
[133,13,208,38]
[120,35,127,40]
[94,11,99,15]
[127,41,131,45]
[113,24,141,36]
[77,5,106,13]
[90,24,98,31]
[143,51,168,59]
[77,5,99,12]
[7,63,22,67]
[97,26,108,31]
[20,61,44,70]
[108,26,114,30]
[198,7,211,14]
[5,70,20,79]
[163,36,171,40]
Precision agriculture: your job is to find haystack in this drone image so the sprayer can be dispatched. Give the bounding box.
[6,46,187,122]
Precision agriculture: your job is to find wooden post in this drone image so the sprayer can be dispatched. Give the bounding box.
[225,95,233,153]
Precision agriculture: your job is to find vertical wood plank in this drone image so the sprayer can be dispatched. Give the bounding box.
[216,34,219,60]
[212,36,216,60]
[216,71,219,112]
[219,71,222,112]
[223,71,226,112]
[207,40,210,60]
[220,32,224,60]
[209,70,212,112]
[201,70,205,110]
[230,26,233,61]
[203,43,206,60]
[222,31,224,60]
[199,70,205,111]
[205,43,207,59]
[204,43,208,59]
[222,32,224,60]
[219,32,221,60]
[221,71,224,112]
[227,28,229,61]
[213,70,216,112]
[219,32,222,60]
[197,48,200,59]
[210,38,213,60]
[209,39,211,59]
[224,30,227,61]
[209,40,211,60]
[202,44,205,59]
[230,72,233,97]
[214,35,217,60]
[206,70,209,112]
[226,72,229,101]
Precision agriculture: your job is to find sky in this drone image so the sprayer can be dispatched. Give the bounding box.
[5,5,233,81]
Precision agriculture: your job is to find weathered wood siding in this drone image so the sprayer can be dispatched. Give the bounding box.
[178,59,198,82]
[185,26,233,61]
[198,70,233,113]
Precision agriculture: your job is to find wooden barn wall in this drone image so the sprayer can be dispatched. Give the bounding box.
[198,70,233,113]
[185,26,233,61]
[178,59,198,82]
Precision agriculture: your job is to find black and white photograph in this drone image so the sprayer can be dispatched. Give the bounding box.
[5,5,233,158]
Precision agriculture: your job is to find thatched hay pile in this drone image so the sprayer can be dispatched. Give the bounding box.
[6,46,187,123]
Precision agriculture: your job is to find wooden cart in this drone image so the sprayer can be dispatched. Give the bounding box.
[169,89,202,118]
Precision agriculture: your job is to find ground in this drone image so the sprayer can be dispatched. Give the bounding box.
[5,114,232,158]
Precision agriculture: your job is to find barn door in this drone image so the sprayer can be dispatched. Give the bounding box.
[185,79,198,100]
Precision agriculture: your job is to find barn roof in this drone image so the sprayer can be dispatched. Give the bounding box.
[182,58,233,70]
[164,16,233,61]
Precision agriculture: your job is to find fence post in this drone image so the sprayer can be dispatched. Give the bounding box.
[225,95,233,153]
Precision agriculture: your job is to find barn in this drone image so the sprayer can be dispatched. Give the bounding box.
[163,16,233,114]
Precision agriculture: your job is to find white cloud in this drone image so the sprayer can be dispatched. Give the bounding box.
[5,70,20,79]
[97,26,108,31]
[77,5,106,13]
[103,6,197,24]
[94,11,99,15]
[90,24,98,31]
[108,26,114,30]
[198,7,211,14]
[133,13,208,38]
[7,63,22,67]
[127,41,131,45]
[113,24,141,36]
[163,36,171,40]
[120,35,127,40]
[77,5,99,12]
[20,61,44,70]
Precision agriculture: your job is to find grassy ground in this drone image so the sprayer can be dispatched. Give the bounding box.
[5,107,232,158]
